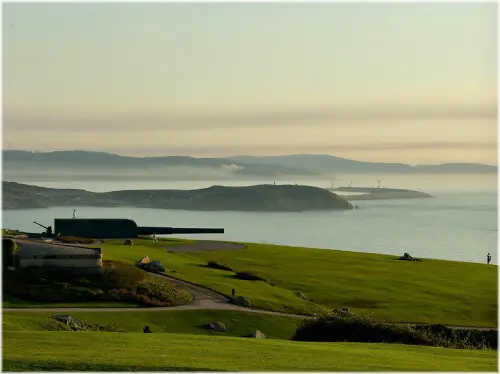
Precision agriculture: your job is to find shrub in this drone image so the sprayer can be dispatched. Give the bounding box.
[292,313,496,350]
[57,236,94,245]
[413,324,497,350]
[44,318,123,332]
[2,259,192,308]
[136,280,192,306]
[100,261,146,290]
[207,260,234,272]
[235,271,267,282]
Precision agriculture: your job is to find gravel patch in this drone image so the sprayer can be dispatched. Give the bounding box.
[164,240,247,253]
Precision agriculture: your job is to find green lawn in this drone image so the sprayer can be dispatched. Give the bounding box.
[2,310,302,339]
[95,238,497,327]
[3,331,497,371]
[3,295,137,309]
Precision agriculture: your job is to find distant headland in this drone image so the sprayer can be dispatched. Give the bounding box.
[3,181,354,212]
[328,187,433,201]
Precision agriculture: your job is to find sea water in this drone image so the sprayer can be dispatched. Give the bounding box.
[2,174,497,264]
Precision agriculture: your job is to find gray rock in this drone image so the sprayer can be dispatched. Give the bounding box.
[332,308,351,316]
[250,330,266,339]
[209,321,228,332]
[142,261,165,273]
[148,261,165,272]
[233,295,251,308]
[51,315,84,330]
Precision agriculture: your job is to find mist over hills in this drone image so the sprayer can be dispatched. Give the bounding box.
[230,154,497,174]
[3,150,497,181]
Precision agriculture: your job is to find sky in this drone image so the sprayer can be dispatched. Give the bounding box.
[2,2,498,165]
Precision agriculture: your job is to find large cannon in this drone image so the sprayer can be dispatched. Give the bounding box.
[53,218,224,239]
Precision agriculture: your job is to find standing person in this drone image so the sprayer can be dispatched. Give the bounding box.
[72,209,76,219]
[152,233,158,243]
[487,253,492,265]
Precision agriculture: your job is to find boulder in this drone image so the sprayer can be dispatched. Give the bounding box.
[209,321,228,332]
[136,256,150,268]
[233,296,251,308]
[51,315,84,330]
[332,308,351,316]
[398,253,422,262]
[148,261,165,273]
[124,239,134,246]
[250,330,266,339]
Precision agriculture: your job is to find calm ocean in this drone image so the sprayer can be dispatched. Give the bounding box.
[2,173,497,264]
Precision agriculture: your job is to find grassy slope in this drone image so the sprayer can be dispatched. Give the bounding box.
[93,238,497,327]
[91,239,325,315]
[3,331,496,371]
[4,236,496,327]
[2,310,301,339]
[2,295,136,308]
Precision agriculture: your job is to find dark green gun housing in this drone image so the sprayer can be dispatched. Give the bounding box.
[54,218,224,239]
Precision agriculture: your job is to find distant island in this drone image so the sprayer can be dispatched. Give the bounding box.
[3,151,497,181]
[3,182,354,212]
[327,187,432,201]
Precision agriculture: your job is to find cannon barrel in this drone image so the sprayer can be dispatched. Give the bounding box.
[33,221,48,230]
[137,227,224,235]
[53,218,225,238]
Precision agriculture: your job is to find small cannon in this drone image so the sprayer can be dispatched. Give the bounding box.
[53,218,224,239]
[34,221,53,237]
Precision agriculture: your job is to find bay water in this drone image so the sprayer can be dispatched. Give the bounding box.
[2,173,497,264]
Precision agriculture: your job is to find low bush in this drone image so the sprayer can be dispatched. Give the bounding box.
[292,313,496,350]
[3,260,192,308]
[57,237,94,245]
[100,261,146,290]
[47,318,123,332]
[413,324,497,350]
[235,271,267,282]
[136,280,193,306]
[207,260,234,272]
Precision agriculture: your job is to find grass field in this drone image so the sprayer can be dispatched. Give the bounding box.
[3,331,497,371]
[2,310,302,339]
[88,238,497,327]
[3,295,137,308]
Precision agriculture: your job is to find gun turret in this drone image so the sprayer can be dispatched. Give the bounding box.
[34,221,48,230]
[34,221,53,237]
[54,218,224,239]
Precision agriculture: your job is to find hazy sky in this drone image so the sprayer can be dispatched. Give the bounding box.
[3,2,498,165]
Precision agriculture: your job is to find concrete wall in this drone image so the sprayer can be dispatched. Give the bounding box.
[19,258,102,268]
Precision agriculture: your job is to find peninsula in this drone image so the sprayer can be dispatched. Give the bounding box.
[3,181,353,212]
[328,187,433,201]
